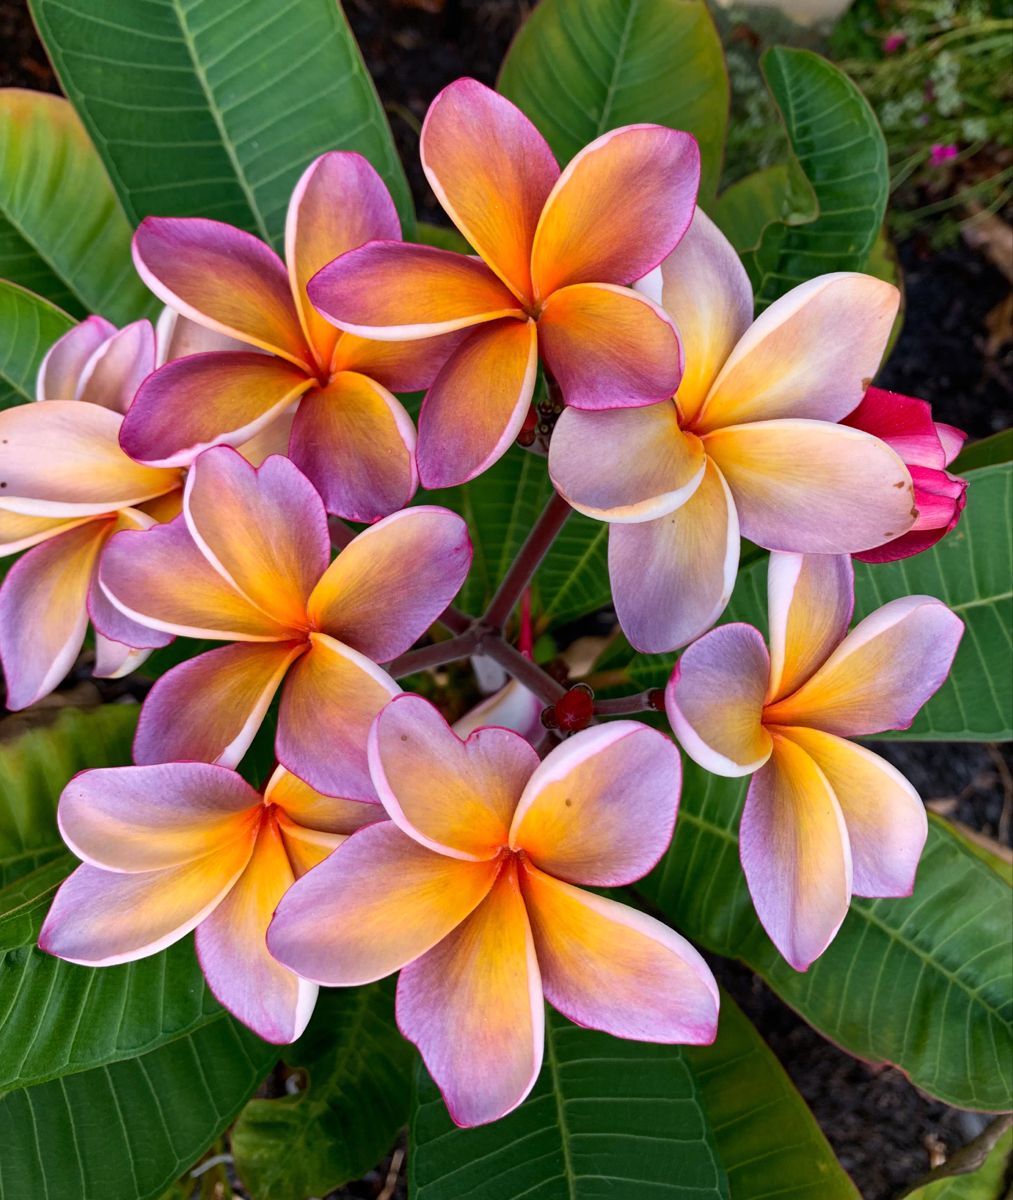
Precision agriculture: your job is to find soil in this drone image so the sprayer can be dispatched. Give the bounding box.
[2,2,1012,1198]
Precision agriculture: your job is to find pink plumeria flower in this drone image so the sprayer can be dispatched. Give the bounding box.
[39,763,380,1043]
[99,445,471,796]
[666,552,963,970]
[550,207,917,654]
[843,386,968,561]
[308,78,700,489]
[0,317,183,706]
[268,695,718,1127]
[123,153,456,522]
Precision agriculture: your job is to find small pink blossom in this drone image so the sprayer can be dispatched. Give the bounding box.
[930,143,959,165]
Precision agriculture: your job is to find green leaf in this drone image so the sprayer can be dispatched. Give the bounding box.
[232,981,413,1200]
[416,221,471,254]
[0,90,153,323]
[688,990,858,1199]
[713,165,789,254]
[741,48,889,310]
[0,279,74,409]
[28,0,414,247]
[498,0,729,202]
[953,428,1013,472]
[904,1122,1013,1199]
[410,1009,729,1199]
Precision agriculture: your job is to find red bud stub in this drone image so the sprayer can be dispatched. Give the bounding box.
[543,683,595,733]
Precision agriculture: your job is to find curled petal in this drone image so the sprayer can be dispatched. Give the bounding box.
[276,813,348,878]
[857,466,967,563]
[510,722,681,886]
[0,511,87,557]
[36,315,116,400]
[74,319,156,413]
[263,765,381,837]
[156,307,249,364]
[665,623,773,777]
[842,387,963,470]
[452,677,544,743]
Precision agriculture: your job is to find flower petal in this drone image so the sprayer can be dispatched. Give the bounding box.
[276,632,399,799]
[537,283,682,410]
[531,125,700,298]
[842,387,957,470]
[134,641,305,768]
[665,622,773,777]
[778,727,927,898]
[766,552,854,703]
[155,307,249,363]
[0,519,109,709]
[694,274,900,432]
[520,863,718,1043]
[549,403,705,522]
[72,319,155,414]
[645,207,753,426]
[856,466,968,563]
[276,813,348,878]
[0,511,87,556]
[396,858,543,1127]
[764,596,963,736]
[288,372,417,522]
[368,693,537,860]
[0,401,178,517]
[263,764,381,835]
[132,217,311,368]
[333,329,467,393]
[703,420,917,553]
[119,352,313,469]
[421,78,558,303]
[286,151,401,367]
[184,447,330,629]
[308,506,471,662]
[452,677,544,743]
[58,761,261,872]
[609,459,739,652]
[416,319,538,488]
[510,723,680,885]
[740,733,852,971]
[36,315,116,400]
[267,820,498,985]
[195,812,317,1044]
[308,241,524,340]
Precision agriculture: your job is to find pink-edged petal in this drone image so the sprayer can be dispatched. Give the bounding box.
[333,329,467,393]
[531,125,700,298]
[74,319,155,413]
[276,632,399,800]
[0,519,109,709]
[609,458,739,653]
[184,447,329,630]
[740,733,852,971]
[694,274,900,432]
[0,511,88,556]
[520,864,718,1043]
[766,552,854,703]
[119,352,313,469]
[308,506,471,662]
[267,820,498,985]
[263,765,381,836]
[416,319,538,489]
[132,217,312,369]
[549,404,705,522]
[396,858,543,1127]
[937,423,967,466]
[764,596,964,736]
[88,549,173,671]
[537,283,682,410]
[856,466,968,563]
[368,693,537,860]
[308,241,524,340]
[134,641,306,768]
[286,151,401,368]
[237,407,297,468]
[155,307,250,364]
[58,761,261,872]
[703,420,917,553]
[421,78,558,303]
[509,721,680,886]
[275,813,348,878]
[842,387,967,470]
[91,636,153,680]
[288,372,417,522]
[452,677,544,743]
[778,727,927,898]
[0,401,178,517]
[665,622,773,777]
[195,812,317,1044]
[36,315,116,400]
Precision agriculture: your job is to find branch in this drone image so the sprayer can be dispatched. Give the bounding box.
[894,1113,1012,1198]
[478,634,567,705]
[593,689,664,716]
[483,491,572,632]
[436,605,474,635]
[386,631,479,678]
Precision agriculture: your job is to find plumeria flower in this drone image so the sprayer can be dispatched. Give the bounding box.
[39,763,380,1043]
[550,207,918,653]
[453,676,543,742]
[665,552,963,970]
[99,445,471,796]
[268,695,718,1127]
[842,386,967,561]
[122,152,455,522]
[308,78,700,489]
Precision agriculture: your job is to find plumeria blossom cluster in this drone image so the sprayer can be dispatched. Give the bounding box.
[10,77,968,1127]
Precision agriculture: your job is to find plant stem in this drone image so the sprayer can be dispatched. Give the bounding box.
[593,690,662,716]
[478,634,567,705]
[484,491,572,631]
[386,631,479,678]
[436,605,474,635]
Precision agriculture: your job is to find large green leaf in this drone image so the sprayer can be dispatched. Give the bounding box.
[410,1009,729,1199]
[953,428,1013,472]
[28,0,414,247]
[498,0,728,202]
[0,89,153,322]
[0,279,74,409]
[232,981,414,1200]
